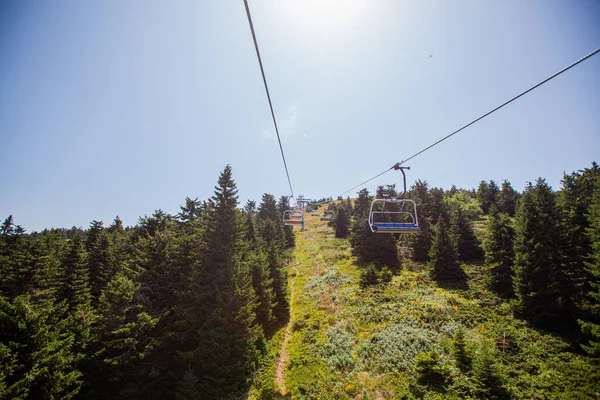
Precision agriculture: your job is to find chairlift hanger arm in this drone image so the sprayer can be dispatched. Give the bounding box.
[392,164,410,196]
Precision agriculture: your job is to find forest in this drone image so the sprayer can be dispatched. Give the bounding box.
[1,162,600,399]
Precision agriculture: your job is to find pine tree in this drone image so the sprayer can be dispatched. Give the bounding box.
[243,200,257,242]
[514,179,572,328]
[349,189,398,269]
[497,180,518,216]
[277,196,295,248]
[335,206,350,238]
[559,162,600,313]
[477,180,500,214]
[430,216,465,285]
[175,369,201,400]
[61,234,91,312]
[243,244,274,332]
[408,181,433,261]
[0,216,31,299]
[258,219,288,325]
[579,178,600,356]
[451,206,482,261]
[91,272,159,399]
[187,165,260,396]
[177,197,202,223]
[86,220,113,300]
[452,328,471,372]
[471,344,509,399]
[414,350,451,389]
[0,295,83,399]
[483,208,515,298]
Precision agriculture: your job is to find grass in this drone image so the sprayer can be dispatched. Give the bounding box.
[250,207,600,399]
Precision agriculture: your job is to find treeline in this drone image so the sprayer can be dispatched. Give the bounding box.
[0,165,294,399]
[342,162,600,354]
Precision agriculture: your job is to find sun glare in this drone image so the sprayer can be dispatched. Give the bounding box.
[278,0,370,41]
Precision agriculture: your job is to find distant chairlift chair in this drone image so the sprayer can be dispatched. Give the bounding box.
[369,165,422,234]
[283,209,305,230]
[320,207,335,222]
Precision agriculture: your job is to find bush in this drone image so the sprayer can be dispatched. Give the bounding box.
[358,323,441,373]
[360,265,393,287]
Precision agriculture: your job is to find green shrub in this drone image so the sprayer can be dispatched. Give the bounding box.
[358,323,441,373]
[322,325,356,371]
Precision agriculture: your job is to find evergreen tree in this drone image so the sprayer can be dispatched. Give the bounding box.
[91,272,159,399]
[0,216,31,299]
[408,181,433,261]
[258,218,288,325]
[452,328,471,372]
[349,189,398,269]
[559,162,600,312]
[477,180,499,214]
[414,350,451,389]
[61,234,91,312]
[335,206,350,238]
[0,295,83,399]
[243,243,274,332]
[177,197,202,223]
[513,179,572,328]
[345,196,353,213]
[497,180,518,216]
[429,216,465,285]
[175,369,201,400]
[187,165,260,396]
[483,208,515,298]
[243,200,257,242]
[579,178,600,356]
[451,206,482,261]
[86,220,113,300]
[471,344,509,399]
[277,195,295,248]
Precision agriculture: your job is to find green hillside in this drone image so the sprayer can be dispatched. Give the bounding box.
[249,209,598,399]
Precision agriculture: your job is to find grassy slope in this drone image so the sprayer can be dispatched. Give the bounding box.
[252,208,599,399]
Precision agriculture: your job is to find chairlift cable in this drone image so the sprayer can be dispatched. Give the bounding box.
[243,0,295,199]
[338,46,600,198]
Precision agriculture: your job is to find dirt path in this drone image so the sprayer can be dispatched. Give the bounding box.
[274,263,297,395]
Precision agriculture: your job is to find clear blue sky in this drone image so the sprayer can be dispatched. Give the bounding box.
[1,0,599,232]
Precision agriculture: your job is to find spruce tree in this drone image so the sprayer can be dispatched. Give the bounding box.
[452,328,471,372]
[477,180,500,214]
[429,216,465,285]
[175,369,201,400]
[559,162,600,312]
[277,196,295,248]
[514,179,571,328]
[0,216,31,299]
[91,272,159,398]
[579,178,600,356]
[483,208,515,298]
[497,180,518,216]
[335,206,350,238]
[177,197,202,223]
[408,181,433,261]
[61,234,91,312]
[188,165,260,396]
[451,206,482,262]
[471,344,509,399]
[1,293,83,399]
[349,189,398,269]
